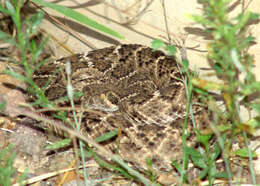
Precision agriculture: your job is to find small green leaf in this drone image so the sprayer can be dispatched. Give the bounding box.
[214,63,223,74]
[26,11,44,35]
[185,147,207,169]
[0,3,11,14]
[95,130,118,143]
[5,1,15,16]
[209,163,217,178]
[251,102,260,113]
[172,160,189,183]
[166,45,177,56]
[231,49,245,73]
[146,157,152,168]
[249,12,259,21]
[239,117,260,134]
[0,31,16,45]
[211,143,221,161]
[193,158,207,169]
[185,146,202,157]
[199,168,209,179]
[171,160,182,175]
[216,124,231,132]
[245,117,260,129]
[233,148,257,158]
[190,154,207,169]
[193,87,209,96]
[214,171,228,179]
[244,36,256,44]
[196,133,212,148]
[33,37,49,62]
[54,111,68,123]
[45,138,72,150]
[151,39,164,51]
[4,70,28,82]
[241,82,260,95]
[182,59,189,72]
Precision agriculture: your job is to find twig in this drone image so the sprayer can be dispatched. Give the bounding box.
[10,106,155,186]
[30,1,98,50]
[122,0,155,25]
[161,0,171,43]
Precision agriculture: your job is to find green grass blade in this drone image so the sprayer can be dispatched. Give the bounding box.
[95,130,118,143]
[0,31,17,45]
[31,0,124,39]
[45,138,72,150]
[0,3,11,14]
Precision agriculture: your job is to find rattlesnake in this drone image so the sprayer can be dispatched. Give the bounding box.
[33,44,210,182]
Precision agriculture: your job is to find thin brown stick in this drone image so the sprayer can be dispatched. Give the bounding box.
[11,106,154,186]
[161,0,171,44]
[121,0,155,25]
[30,1,98,50]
